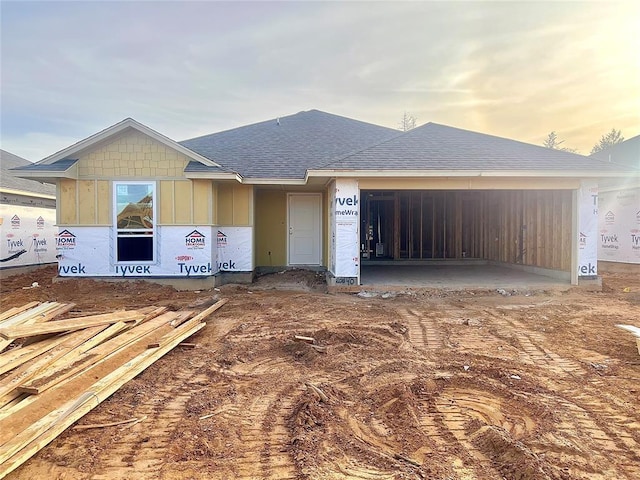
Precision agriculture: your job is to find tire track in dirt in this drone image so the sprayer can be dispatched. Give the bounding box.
[232,385,298,480]
[397,308,443,349]
[90,367,209,480]
[550,385,640,479]
[413,382,540,480]
[471,308,584,376]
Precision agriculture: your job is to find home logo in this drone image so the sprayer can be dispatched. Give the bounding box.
[185,230,206,249]
[11,215,20,229]
[579,232,587,248]
[217,231,227,247]
[36,216,45,229]
[604,211,615,225]
[600,229,619,250]
[55,229,76,249]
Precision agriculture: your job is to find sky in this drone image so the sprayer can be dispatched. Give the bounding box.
[1,0,639,161]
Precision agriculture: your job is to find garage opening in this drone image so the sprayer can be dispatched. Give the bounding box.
[361,191,483,260]
[360,189,573,285]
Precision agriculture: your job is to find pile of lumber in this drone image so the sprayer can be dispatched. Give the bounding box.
[0,299,227,478]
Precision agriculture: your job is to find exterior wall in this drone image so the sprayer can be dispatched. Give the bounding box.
[598,187,640,264]
[329,179,360,285]
[217,184,253,226]
[1,199,57,268]
[54,130,226,278]
[255,190,287,267]
[254,188,328,269]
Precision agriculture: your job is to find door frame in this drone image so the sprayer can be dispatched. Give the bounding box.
[287,193,322,266]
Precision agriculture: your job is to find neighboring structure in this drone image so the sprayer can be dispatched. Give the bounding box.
[591,135,640,266]
[12,110,639,286]
[1,150,57,269]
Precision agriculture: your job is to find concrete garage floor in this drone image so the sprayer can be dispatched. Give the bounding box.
[360,263,571,290]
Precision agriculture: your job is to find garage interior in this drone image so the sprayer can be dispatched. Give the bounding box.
[360,189,574,286]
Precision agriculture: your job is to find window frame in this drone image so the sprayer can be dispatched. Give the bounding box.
[113,181,157,264]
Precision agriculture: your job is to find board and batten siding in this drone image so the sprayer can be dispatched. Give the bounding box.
[57,131,217,226]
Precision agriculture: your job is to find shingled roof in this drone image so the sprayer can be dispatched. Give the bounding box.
[590,135,640,169]
[0,150,56,196]
[180,110,400,179]
[316,122,636,174]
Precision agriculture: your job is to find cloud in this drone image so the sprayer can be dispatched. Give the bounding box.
[1,1,638,159]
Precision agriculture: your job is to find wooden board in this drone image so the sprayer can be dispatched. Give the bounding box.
[17,313,178,395]
[0,322,205,477]
[0,311,143,340]
[0,326,107,401]
[616,324,640,355]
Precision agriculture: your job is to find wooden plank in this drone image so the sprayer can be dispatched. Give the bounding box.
[0,303,61,352]
[0,326,106,401]
[616,325,640,355]
[616,324,640,336]
[0,303,59,329]
[0,302,40,323]
[19,303,79,347]
[0,311,143,340]
[0,335,69,376]
[17,313,178,395]
[0,322,205,477]
[173,299,227,327]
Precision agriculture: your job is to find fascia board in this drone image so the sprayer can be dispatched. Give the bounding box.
[307,169,639,178]
[242,178,308,185]
[0,188,56,200]
[183,172,243,182]
[11,162,78,181]
[37,118,221,168]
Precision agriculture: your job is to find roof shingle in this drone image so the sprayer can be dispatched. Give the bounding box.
[180,110,400,179]
[1,150,57,196]
[319,123,636,173]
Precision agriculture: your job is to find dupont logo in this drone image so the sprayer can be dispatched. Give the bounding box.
[36,216,45,229]
[185,230,206,249]
[11,215,20,228]
[56,229,76,249]
[217,231,227,247]
[579,232,587,248]
[604,211,615,225]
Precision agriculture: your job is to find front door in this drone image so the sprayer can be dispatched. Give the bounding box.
[288,194,321,265]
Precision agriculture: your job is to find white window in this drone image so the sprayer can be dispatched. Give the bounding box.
[113,182,156,263]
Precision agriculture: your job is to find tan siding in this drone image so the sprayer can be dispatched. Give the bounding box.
[232,185,252,225]
[193,180,212,224]
[96,181,110,224]
[59,179,77,225]
[217,184,233,225]
[174,181,193,224]
[78,180,96,224]
[255,190,287,267]
[159,180,174,224]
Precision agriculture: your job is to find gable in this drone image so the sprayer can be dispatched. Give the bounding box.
[77,130,191,178]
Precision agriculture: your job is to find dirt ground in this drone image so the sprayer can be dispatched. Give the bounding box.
[1,266,639,480]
